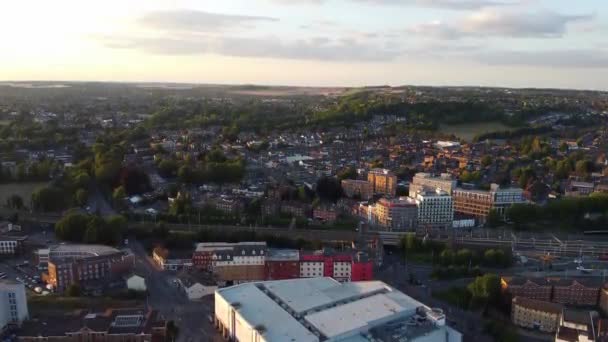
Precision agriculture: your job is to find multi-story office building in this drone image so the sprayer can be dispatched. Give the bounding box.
[414,189,454,229]
[215,277,461,342]
[18,308,166,342]
[367,169,397,197]
[0,280,28,332]
[409,173,457,197]
[453,184,525,222]
[341,179,373,200]
[511,297,563,333]
[372,197,418,231]
[42,244,134,293]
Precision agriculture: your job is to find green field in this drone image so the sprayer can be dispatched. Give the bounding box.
[0,120,11,126]
[439,122,512,142]
[0,182,48,207]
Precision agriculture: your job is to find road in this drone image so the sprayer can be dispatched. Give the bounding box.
[128,241,220,342]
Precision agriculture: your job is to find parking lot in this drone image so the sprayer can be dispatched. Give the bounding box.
[0,259,53,296]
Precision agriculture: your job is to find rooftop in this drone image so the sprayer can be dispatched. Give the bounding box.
[216,278,452,342]
[48,244,121,257]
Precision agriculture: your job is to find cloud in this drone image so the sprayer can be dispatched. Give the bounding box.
[409,9,593,39]
[473,49,608,68]
[138,10,278,33]
[97,34,399,62]
[272,0,526,10]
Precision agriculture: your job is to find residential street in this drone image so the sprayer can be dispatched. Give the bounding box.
[128,241,219,342]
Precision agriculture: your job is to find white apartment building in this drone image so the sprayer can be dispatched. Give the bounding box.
[211,242,266,267]
[409,173,457,197]
[415,189,454,229]
[214,277,462,342]
[0,280,29,332]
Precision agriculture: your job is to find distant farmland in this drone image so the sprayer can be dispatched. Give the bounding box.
[439,122,512,142]
[0,182,47,208]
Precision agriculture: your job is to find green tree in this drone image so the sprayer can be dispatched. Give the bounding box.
[468,273,500,302]
[481,155,493,167]
[6,194,24,210]
[112,186,127,207]
[55,213,90,242]
[158,159,178,177]
[166,320,179,342]
[486,209,502,228]
[75,188,88,207]
[104,215,127,244]
[575,159,594,177]
[66,284,81,297]
[32,186,68,212]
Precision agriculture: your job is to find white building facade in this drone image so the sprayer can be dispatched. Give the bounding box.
[415,189,454,229]
[214,277,462,342]
[0,280,29,332]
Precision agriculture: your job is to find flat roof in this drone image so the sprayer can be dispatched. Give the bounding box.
[216,278,446,342]
[304,293,413,338]
[264,279,390,314]
[49,244,120,256]
[217,282,318,342]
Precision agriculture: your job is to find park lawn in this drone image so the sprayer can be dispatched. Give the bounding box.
[0,182,48,207]
[439,122,513,142]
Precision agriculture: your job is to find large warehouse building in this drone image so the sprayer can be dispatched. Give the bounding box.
[214,277,461,342]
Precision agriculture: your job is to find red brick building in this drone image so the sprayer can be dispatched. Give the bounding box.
[552,279,601,306]
[501,277,552,301]
[265,249,300,280]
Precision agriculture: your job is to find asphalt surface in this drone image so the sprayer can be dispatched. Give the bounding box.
[128,240,220,342]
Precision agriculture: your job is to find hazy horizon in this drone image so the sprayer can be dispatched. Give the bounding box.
[1,0,606,90]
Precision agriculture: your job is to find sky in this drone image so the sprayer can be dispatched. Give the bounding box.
[0,0,607,90]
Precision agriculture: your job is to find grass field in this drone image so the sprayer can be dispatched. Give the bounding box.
[439,122,512,142]
[0,120,11,126]
[0,182,48,207]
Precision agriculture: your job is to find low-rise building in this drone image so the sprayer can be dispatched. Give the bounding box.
[43,244,134,294]
[0,236,26,255]
[552,279,601,306]
[152,248,193,271]
[313,206,338,222]
[214,277,462,342]
[0,280,29,332]
[372,197,418,231]
[18,308,166,342]
[341,179,373,200]
[265,249,300,280]
[501,277,552,302]
[511,296,563,333]
[555,309,599,342]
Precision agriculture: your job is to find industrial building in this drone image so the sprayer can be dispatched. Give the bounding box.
[214,277,462,342]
